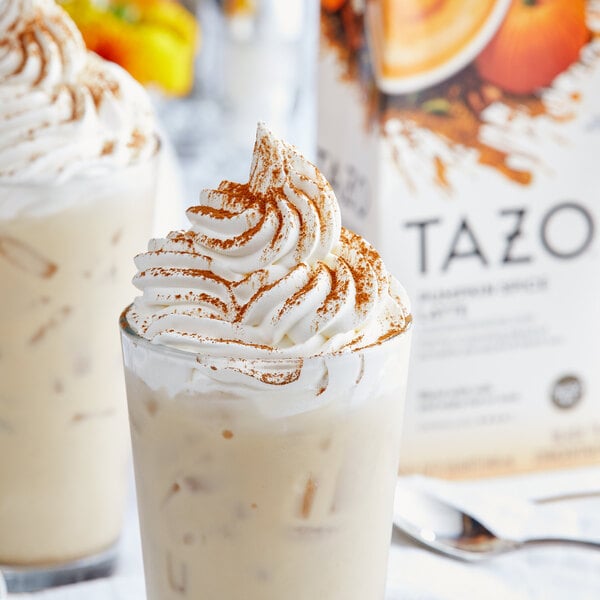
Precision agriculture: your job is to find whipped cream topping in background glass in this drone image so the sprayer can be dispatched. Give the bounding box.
[0,0,157,185]
[128,123,411,361]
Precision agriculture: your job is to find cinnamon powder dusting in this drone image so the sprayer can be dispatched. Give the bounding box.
[234,363,303,386]
[102,141,115,156]
[127,129,146,151]
[278,265,324,321]
[130,124,411,383]
[315,262,346,325]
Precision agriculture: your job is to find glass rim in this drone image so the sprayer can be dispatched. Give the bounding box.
[119,303,412,366]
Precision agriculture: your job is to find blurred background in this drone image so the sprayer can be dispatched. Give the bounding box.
[60,0,319,230]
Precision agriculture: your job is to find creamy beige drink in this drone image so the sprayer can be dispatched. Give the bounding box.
[0,0,158,588]
[122,124,411,599]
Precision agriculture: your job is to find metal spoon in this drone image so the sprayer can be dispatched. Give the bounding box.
[393,481,600,561]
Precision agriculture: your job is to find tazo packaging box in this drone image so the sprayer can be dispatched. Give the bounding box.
[318,0,600,480]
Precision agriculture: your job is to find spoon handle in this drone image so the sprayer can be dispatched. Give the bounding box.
[528,537,600,550]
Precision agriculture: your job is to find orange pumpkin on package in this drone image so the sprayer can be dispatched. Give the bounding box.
[476,0,589,95]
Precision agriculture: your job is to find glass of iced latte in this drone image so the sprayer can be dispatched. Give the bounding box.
[0,0,158,591]
[121,124,412,599]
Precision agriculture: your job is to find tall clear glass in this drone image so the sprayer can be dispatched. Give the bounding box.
[121,306,411,600]
[0,159,157,592]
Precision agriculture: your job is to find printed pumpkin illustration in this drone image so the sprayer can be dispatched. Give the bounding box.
[60,0,199,96]
[476,0,589,95]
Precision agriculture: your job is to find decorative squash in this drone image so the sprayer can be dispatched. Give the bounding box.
[60,0,199,97]
[476,0,589,95]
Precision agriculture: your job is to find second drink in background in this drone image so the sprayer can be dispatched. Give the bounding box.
[0,0,158,590]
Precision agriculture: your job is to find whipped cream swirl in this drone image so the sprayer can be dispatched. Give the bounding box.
[0,0,157,183]
[128,124,410,357]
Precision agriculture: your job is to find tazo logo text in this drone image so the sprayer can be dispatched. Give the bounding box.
[405,203,595,274]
